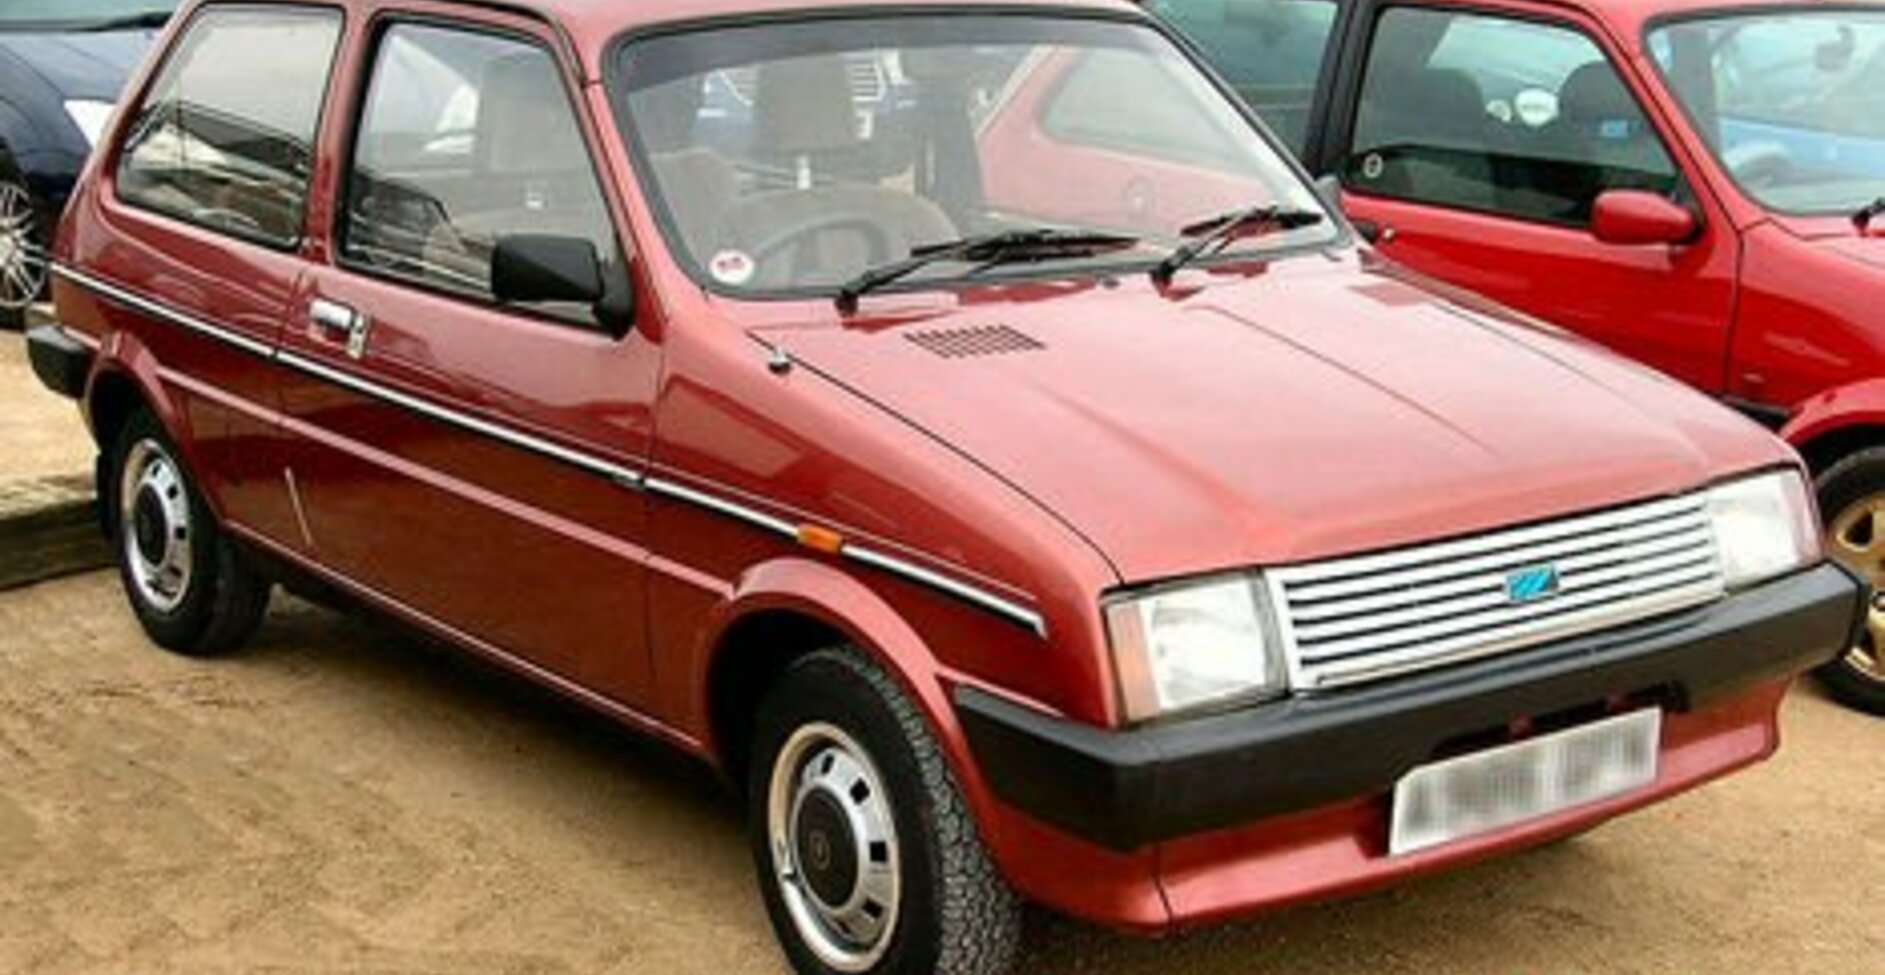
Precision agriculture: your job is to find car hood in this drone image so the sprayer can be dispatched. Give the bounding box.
[1822,234,1885,271]
[753,256,1788,584]
[0,30,155,100]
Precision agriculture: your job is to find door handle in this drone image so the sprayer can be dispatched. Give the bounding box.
[309,298,371,360]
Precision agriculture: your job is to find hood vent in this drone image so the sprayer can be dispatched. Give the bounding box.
[905,325,1045,359]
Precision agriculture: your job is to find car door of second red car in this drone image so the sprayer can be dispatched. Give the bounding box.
[275,15,661,708]
[1330,2,1737,391]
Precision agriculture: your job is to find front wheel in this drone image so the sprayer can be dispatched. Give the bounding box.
[1815,447,1885,715]
[748,649,1022,975]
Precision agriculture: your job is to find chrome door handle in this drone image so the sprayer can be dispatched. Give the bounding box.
[309,298,371,360]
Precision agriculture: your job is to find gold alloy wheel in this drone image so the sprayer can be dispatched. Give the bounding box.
[1825,494,1885,683]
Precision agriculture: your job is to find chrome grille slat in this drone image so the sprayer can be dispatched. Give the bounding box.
[1286,528,1716,629]
[1275,493,1725,690]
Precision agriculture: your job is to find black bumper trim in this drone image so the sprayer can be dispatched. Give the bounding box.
[26,324,92,400]
[958,562,1864,852]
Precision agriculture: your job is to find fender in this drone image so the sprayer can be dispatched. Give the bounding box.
[695,555,970,768]
[1778,378,1885,455]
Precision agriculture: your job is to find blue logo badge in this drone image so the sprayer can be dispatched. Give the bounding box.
[1505,565,1562,604]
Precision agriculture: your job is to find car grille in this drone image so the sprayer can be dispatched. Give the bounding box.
[1269,493,1726,690]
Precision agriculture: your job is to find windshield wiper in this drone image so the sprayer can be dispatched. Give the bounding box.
[835,227,1141,313]
[1151,204,1326,286]
[1855,197,1885,232]
[82,11,172,31]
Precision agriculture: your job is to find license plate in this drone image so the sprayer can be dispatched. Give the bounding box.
[1390,709,1661,856]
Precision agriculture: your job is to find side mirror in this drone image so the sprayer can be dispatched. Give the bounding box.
[1591,190,1699,247]
[493,234,604,305]
[492,234,635,337]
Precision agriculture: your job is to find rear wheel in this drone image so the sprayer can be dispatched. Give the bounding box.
[1815,448,1885,715]
[107,408,271,656]
[748,649,1022,975]
[0,175,47,331]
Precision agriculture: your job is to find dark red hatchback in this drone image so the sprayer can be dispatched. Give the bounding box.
[25,0,1863,973]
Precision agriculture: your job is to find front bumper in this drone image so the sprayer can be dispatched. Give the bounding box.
[26,323,93,400]
[959,562,1863,852]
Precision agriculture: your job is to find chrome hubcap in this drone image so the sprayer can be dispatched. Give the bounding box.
[120,440,194,614]
[768,723,901,972]
[0,181,45,312]
[1826,494,1885,683]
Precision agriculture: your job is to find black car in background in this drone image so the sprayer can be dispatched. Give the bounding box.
[0,1,174,329]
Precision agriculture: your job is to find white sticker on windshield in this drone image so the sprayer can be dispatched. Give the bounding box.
[709,250,757,287]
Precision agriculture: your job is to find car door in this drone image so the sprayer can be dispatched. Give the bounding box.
[1326,3,1737,391]
[276,13,661,707]
[72,4,343,546]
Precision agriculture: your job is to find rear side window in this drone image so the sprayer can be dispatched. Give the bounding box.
[1345,7,1678,226]
[1150,0,1339,155]
[117,6,342,247]
[341,23,618,322]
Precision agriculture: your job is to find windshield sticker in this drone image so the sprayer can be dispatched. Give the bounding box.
[709,250,757,287]
[1362,153,1386,181]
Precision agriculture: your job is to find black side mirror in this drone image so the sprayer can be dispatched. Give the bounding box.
[492,234,635,337]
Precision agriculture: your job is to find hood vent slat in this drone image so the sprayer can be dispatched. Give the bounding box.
[905,325,1045,359]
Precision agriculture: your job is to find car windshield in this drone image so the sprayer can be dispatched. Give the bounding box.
[611,14,1332,296]
[1649,10,1885,215]
[0,0,176,29]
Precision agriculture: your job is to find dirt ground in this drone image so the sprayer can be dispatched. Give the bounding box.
[0,322,94,486]
[0,572,1878,975]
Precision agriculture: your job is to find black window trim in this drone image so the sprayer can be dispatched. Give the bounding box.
[331,10,633,335]
[111,0,348,255]
[1331,0,1697,233]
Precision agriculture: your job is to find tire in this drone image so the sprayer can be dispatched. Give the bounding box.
[106,408,271,656]
[748,649,1022,975]
[0,174,47,332]
[1813,447,1885,716]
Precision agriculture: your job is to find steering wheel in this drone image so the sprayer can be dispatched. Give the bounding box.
[747,214,898,273]
[1725,141,1795,189]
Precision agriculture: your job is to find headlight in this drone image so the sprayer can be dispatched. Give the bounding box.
[64,100,116,148]
[1707,470,1821,589]
[1104,575,1284,722]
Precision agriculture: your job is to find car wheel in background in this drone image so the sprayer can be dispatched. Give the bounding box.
[106,408,272,656]
[1815,447,1885,716]
[749,648,1023,975]
[0,175,47,331]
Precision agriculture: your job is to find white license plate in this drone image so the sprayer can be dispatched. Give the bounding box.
[1390,709,1661,856]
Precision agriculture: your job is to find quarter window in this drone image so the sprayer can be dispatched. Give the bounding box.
[1346,8,1678,225]
[342,24,618,323]
[1149,0,1340,155]
[117,7,342,247]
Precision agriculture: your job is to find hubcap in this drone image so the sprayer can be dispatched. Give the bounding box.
[0,181,45,312]
[768,723,901,973]
[1825,494,1885,683]
[119,440,194,614]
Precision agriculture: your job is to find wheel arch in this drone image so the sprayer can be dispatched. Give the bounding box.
[1780,381,1885,476]
[698,557,979,801]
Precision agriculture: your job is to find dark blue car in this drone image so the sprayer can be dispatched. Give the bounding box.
[0,0,173,329]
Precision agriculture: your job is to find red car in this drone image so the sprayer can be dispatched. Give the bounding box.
[1155,0,1885,714]
[23,1,1863,973]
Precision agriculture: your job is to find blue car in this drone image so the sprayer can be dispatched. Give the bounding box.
[0,0,174,329]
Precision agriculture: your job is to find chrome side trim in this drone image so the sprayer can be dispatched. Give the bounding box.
[283,466,315,551]
[51,263,274,358]
[276,349,646,489]
[847,543,1049,637]
[644,475,798,537]
[55,262,1050,637]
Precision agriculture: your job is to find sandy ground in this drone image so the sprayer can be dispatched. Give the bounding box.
[1,319,94,485]
[0,571,1878,975]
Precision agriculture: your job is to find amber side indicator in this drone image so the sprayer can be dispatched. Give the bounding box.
[796,524,847,555]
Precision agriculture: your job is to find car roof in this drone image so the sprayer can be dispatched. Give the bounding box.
[1401,0,1885,50]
